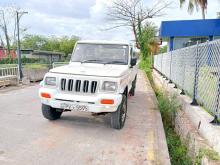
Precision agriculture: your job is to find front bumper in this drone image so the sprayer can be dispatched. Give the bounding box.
[39,87,122,113]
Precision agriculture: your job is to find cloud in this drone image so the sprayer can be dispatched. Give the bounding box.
[17,0,133,41]
[90,0,112,22]
[151,0,220,27]
[5,0,96,19]
[0,0,219,42]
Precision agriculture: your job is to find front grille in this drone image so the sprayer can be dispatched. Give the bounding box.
[60,78,98,94]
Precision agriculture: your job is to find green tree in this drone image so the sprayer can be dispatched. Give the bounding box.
[21,34,79,58]
[42,36,60,52]
[59,36,78,58]
[159,45,168,53]
[138,17,158,59]
[21,34,48,50]
[179,0,208,19]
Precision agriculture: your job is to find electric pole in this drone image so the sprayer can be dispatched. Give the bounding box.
[16,11,28,81]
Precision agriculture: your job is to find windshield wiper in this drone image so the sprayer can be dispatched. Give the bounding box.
[81,59,104,63]
[104,61,127,65]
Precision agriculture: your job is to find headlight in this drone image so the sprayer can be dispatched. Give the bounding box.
[45,77,56,86]
[102,81,117,92]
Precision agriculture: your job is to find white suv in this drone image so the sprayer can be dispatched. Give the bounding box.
[39,40,138,129]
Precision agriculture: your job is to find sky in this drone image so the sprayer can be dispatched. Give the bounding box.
[0,0,219,42]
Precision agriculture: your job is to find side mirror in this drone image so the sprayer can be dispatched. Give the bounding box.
[130,58,137,67]
[39,80,44,87]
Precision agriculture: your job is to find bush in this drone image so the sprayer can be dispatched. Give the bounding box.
[156,91,192,165]
[0,57,14,64]
[156,91,179,127]
[139,55,153,82]
[0,57,47,64]
[195,148,220,164]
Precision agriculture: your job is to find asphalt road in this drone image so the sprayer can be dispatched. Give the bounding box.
[0,71,170,165]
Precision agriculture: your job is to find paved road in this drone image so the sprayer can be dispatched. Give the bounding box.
[0,71,170,165]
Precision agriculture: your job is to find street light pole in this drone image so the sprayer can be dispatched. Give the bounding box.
[16,11,28,81]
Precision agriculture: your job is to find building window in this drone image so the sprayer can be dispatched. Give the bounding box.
[173,37,208,50]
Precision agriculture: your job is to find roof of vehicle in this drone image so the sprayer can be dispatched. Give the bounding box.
[77,40,131,45]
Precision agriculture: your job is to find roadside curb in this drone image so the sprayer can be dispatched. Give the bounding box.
[140,70,171,165]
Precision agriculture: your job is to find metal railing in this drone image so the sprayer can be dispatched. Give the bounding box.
[0,64,18,78]
[154,39,220,122]
[52,62,69,68]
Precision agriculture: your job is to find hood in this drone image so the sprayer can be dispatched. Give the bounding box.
[50,62,128,77]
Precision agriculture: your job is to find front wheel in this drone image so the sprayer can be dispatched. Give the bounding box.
[42,104,62,120]
[129,75,137,96]
[110,95,127,129]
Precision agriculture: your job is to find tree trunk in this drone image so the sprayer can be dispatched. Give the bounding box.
[2,12,11,55]
[0,35,4,47]
[132,23,140,49]
[4,26,11,55]
[202,7,205,19]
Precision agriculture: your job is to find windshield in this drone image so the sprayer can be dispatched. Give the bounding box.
[71,43,129,64]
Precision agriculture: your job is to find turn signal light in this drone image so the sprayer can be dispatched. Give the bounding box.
[100,99,114,105]
[41,92,51,99]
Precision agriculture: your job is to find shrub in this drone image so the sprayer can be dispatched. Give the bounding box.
[0,57,47,64]
[156,91,192,165]
[139,56,153,82]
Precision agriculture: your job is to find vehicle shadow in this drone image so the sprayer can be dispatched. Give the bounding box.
[51,112,112,129]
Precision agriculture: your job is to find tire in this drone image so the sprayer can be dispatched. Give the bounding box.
[111,95,127,129]
[129,76,137,96]
[42,104,62,120]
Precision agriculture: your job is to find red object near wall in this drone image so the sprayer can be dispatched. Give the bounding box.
[0,48,17,60]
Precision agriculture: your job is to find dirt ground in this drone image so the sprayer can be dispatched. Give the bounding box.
[0,71,170,165]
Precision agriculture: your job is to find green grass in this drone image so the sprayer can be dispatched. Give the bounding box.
[195,148,220,164]
[156,90,193,165]
[23,64,49,69]
[0,64,17,68]
[197,66,219,115]
[0,63,49,70]
[139,56,153,83]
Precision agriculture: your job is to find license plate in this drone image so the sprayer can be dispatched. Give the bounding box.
[60,103,89,112]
